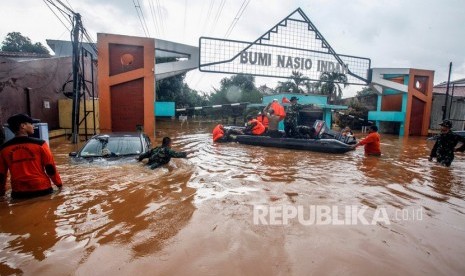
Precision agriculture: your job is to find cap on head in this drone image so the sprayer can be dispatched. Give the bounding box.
[7,113,38,132]
[439,119,452,128]
[290,96,299,102]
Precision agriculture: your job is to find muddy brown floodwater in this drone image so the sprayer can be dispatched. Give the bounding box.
[1,120,465,275]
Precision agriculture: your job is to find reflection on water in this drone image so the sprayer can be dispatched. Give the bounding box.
[1,120,465,275]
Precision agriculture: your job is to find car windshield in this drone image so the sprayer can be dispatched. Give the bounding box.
[80,136,142,157]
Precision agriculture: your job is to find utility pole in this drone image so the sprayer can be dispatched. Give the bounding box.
[44,1,94,143]
[71,13,82,143]
[442,62,452,120]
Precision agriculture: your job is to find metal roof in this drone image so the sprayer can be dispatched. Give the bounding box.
[433,78,465,97]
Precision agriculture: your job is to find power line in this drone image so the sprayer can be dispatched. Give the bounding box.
[54,0,76,15]
[43,0,72,31]
[193,0,251,89]
[82,27,98,54]
[133,0,150,37]
[201,0,215,35]
[208,0,226,35]
[148,0,161,37]
[197,0,209,39]
[64,0,74,10]
[224,0,250,38]
[155,0,165,37]
[43,1,71,32]
[137,0,151,37]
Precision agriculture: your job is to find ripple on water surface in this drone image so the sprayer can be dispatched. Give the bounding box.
[1,122,464,275]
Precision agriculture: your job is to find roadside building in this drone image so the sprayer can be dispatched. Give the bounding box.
[367,68,434,136]
[0,51,97,139]
[430,78,465,131]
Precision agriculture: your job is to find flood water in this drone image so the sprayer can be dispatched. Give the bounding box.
[1,120,464,275]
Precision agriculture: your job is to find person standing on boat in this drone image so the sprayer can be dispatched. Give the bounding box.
[262,103,282,138]
[284,96,303,138]
[428,120,465,167]
[351,125,381,156]
[244,116,266,136]
[138,137,191,169]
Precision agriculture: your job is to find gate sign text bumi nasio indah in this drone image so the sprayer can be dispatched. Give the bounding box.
[199,8,371,85]
[239,51,349,75]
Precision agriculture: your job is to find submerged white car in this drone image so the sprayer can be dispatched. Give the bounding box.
[69,132,152,161]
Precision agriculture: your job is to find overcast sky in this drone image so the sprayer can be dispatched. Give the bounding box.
[2,0,465,98]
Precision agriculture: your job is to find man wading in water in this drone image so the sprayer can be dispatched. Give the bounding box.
[138,137,194,169]
[351,125,381,156]
[0,114,62,199]
[429,119,465,167]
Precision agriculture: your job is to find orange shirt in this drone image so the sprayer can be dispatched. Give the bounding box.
[270,102,286,120]
[358,132,381,155]
[0,136,62,195]
[212,124,225,142]
[248,119,266,135]
[256,115,269,128]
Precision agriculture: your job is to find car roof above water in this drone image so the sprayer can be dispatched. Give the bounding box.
[91,132,145,138]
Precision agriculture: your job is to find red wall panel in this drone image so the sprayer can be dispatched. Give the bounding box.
[409,96,425,135]
[110,78,144,132]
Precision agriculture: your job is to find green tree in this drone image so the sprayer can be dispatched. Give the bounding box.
[316,72,348,102]
[208,74,262,105]
[156,73,207,108]
[275,70,310,94]
[356,86,376,97]
[1,32,49,54]
[219,74,256,92]
[275,80,295,94]
[335,99,368,130]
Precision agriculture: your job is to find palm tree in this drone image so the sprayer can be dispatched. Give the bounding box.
[305,81,319,94]
[275,80,296,94]
[275,70,311,94]
[316,72,349,102]
[289,70,308,93]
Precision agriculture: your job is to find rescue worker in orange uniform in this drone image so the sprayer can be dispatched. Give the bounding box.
[352,125,381,156]
[212,124,227,142]
[0,114,62,199]
[256,112,269,130]
[244,115,266,136]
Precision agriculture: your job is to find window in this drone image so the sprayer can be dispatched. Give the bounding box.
[80,136,142,157]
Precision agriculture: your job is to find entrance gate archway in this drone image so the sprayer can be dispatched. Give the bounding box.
[199,8,434,136]
[199,8,370,85]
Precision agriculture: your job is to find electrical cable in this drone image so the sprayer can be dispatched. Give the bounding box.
[133,0,149,37]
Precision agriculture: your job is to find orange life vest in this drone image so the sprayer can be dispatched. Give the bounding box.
[249,119,266,135]
[271,102,286,120]
[256,115,269,128]
[0,136,62,195]
[212,124,225,142]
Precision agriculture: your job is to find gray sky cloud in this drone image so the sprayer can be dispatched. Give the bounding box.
[1,0,464,97]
